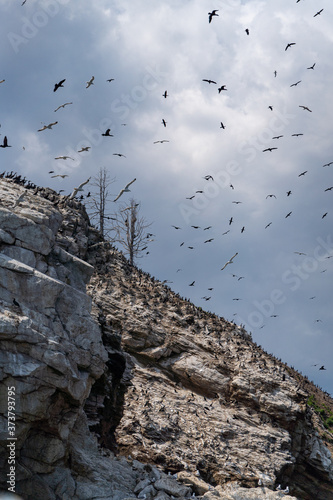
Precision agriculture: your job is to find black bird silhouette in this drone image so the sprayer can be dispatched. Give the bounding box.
[102,129,113,136]
[172,225,181,229]
[189,281,195,286]
[265,222,272,228]
[204,175,214,181]
[285,42,296,51]
[13,298,20,307]
[220,122,225,129]
[272,135,283,139]
[292,133,303,137]
[232,201,242,204]
[266,194,276,199]
[204,238,214,243]
[229,217,233,225]
[107,78,115,82]
[324,187,333,191]
[323,161,333,167]
[245,28,249,35]
[208,10,219,23]
[263,147,277,152]
[186,196,195,200]
[218,85,227,92]
[162,90,168,98]
[322,213,328,219]
[285,212,292,218]
[290,80,301,87]
[307,63,316,70]
[191,225,200,229]
[53,79,65,92]
[314,9,323,17]
[203,79,217,84]
[204,226,212,230]
[298,170,307,177]
[0,136,11,148]
[319,365,326,370]
[162,119,167,127]
[113,153,126,157]
[268,106,273,111]
[287,190,292,196]
[241,227,245,233]
[153,140,169,144]
[299,105,312,112]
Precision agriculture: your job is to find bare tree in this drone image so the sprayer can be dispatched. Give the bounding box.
[86,167,116,239]
[112,198,152,265]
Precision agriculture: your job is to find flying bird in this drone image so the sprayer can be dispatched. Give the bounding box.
[268,106,273,111]
[324,186,333,191]
[113,178,136,202]
[232,201,242,204]
[204,175,214,181]
[319,365,326,370]
[0,136,11,148]
[241,227,245,233]
[287,191,292,196]
[323,161,333,167]
[292,133,303,137]
[153,140,169,144]
[69,178,91,199]
[162,119,167,127]
[113,153,126,157]
[107,78,115,82]
[307,63,316,70]
[203,79,217,84]
[229,217,233,225]
[272,135,283,139]
[290,80,301,87]
[285,212,292,218]
[285,43,296,51]
[78,146,91,152]
[51,174,69,179]
[221,252,238,270]
[55,155,74,160]
[12,190,27,207]
[294,251,306,255]
[298,171,307,177]
[314,9,323,17]
[53,79,65,92]
[102,129,113,136]
[266,194,276,199]
[265,222,272,229]
[299,105,312,112]
[189,281,195,286]
[220,122,225,129]
[263,147,277,152]
[186,196,195,200]
[162,90,168,98]
[208,10,219,23]
[218,85,227,92]
[38,121,58,132]
[245,28,249,35]
[86,76,94,88]
[204,238,214,243]
[54,102,72,112]
[172,225,181,230]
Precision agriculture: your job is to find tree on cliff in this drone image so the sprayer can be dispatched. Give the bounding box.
[111,198,153,265]
[86,167,116,239]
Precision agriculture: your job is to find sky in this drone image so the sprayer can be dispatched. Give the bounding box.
[0,0,332,395]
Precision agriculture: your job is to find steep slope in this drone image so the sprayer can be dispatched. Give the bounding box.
[0,176,332,500]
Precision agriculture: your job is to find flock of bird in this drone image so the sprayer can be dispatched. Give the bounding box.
[1,3,331,378]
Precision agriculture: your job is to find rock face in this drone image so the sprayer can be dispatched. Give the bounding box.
[0,177,332,500]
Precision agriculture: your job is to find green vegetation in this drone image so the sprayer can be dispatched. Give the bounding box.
[308,394,333,433]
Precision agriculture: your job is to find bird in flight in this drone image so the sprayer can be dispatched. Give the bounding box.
[294,251,306,255]
[86,76,94,88]
[172,225,181,230]
[285,43,296,51]
[51,174,69,178]
[266,194,276,199]
[324,186,333,192]
[272,135,283,139]
[208,10,219,23]
[245,28,249,35]
[220,122,225,129]
[307,63,316,70]
[54,156,74,160]
[290,80,301,87]
[153,140,169,144]
[218,85,227,93]
[78,146,91,153]
[287,190,292,196]
[204,175,214,181]
[322,213,328,219]
[268,106,273,111]
[314,9,323,17]
[323,161,333,167]
[69,178,91,199]
[203,79,217,84]
[102,129,113,136]
[298,170,307,177]
[204,238,214,243]
[0,136,11,148]
[292,133,303,137]
[53,79,65,92]
[221,252,238,270]
[263,147,277,152]
[113,153,126,157]
[162,119,167,127]
[265,222,272,229]
[54,102,72,112]
[162,90,168,98]
[319,365,326,370]
[189,281,195,286]
[113,178,136,202]
[229,217,233,225]
[107,78,115,82]
[38,121,58,132]
[299,105,312,112]
[285,212,292,218]
[232,201,242,204]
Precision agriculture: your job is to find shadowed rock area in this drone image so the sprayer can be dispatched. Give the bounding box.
[0,177,332,500]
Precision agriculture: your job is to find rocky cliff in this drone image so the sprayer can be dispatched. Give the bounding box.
[0,176,332,500]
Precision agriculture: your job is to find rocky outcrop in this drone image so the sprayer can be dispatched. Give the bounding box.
[0,177,332,500]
